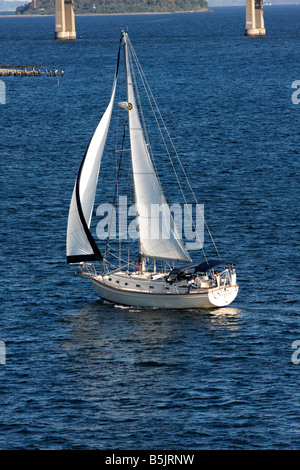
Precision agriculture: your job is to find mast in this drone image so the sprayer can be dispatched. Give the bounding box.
[122,31,143,268]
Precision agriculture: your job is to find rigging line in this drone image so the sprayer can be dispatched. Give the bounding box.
[127,41,160,185]
[127,41,194,261]
[102,255,133,273]
[127,46,151,155]
[129,40,207,252]
[115,83,122,172]
[127,45,166,209]
[128,39,209,261]
[129,49,192,262]
[106,250,136,265]
[128,41,196,206]
[127,44,167,213]
[124,40,142,259]
[125,142,134,271]
[106,250,138,269]
[129,41,220,261]
[116,87,121,267]
[151,100,220,258]
[104,117,128,263]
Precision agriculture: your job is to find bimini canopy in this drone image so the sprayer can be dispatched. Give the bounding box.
[194,259,235,273]
[166,264,197,283]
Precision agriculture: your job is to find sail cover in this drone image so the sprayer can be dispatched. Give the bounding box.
[66,45,120,264]
[124,33,191,263]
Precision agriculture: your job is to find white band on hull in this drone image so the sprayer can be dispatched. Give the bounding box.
[89,276,238,309]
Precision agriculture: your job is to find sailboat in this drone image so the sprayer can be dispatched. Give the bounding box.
[66,31,238,309]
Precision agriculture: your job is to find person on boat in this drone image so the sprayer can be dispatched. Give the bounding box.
[188,275,197,293]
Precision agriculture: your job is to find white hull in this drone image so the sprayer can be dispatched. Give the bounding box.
[85,272,238,309]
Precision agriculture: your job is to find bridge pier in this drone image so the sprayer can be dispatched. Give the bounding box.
[55,0,76,40]
[245,0,266,37]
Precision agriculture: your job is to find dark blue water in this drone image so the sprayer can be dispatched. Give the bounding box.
[0,7,300,450]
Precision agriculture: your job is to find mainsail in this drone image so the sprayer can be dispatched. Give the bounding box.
[123,32,191,262]
[66,43,121,264]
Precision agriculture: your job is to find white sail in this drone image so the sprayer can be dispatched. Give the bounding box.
[124,33,191,262]
[66,76,117,263]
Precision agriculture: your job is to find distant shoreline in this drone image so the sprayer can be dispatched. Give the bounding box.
[0,9,212,18]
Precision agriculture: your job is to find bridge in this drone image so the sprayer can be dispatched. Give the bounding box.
[55,0,76,39]
[53,0,265,40]
[245,0,266,36]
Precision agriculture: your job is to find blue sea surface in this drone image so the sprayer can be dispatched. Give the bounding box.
[0,6,300,450]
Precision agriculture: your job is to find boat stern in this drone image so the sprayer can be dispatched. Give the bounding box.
[208,285,239,307]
